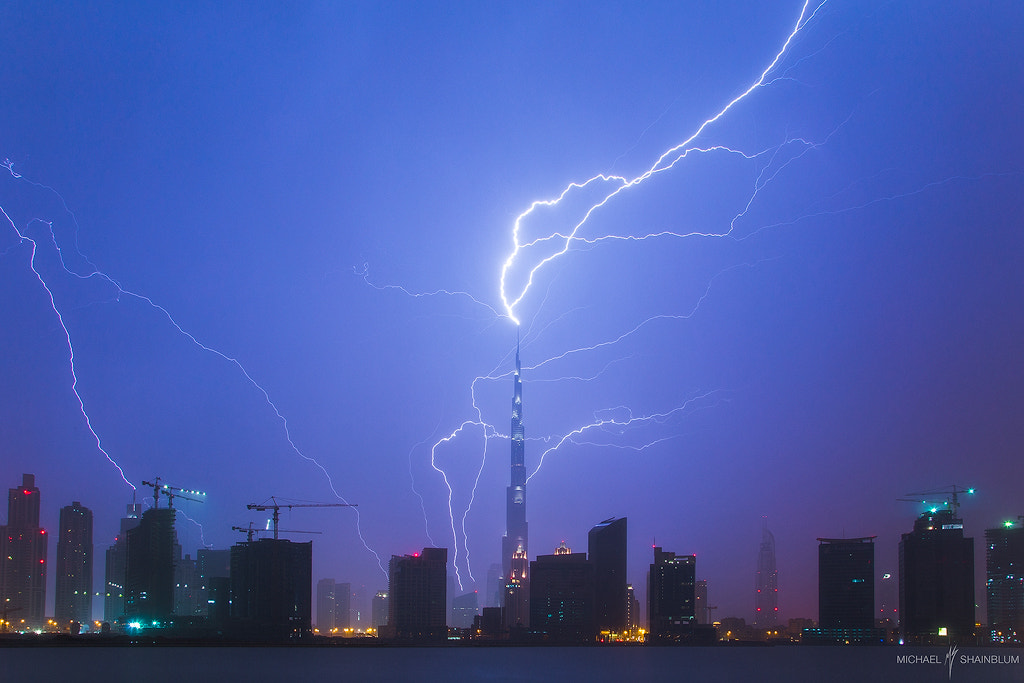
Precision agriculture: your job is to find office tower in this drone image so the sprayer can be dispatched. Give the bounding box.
[125,507,178,623]
[626,583,640,630]
[103,503,141,623]
[0,474,48,628]
[317,578,337,633]
[55,501,93,628]
[230,538,312,638]
[986,520,1024,643]
[451,591,479,629]
[804,537,884,644]
[529,547,595,642]
[174,554,199,617]
[818,537,874,630]
[336,582,352,630]
[899,509,974,644]
[754,518,778,626]
[648,546,696,641]
[589,517,627,635]
[196,548,230,617]
[695,580,709,625]
[486,563,503,608]
[502,335,529,628]
[385,547,447,640]
[372,591,389,630]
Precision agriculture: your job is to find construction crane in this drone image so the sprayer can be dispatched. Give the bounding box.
[898,485,975,518]
[231,522,322,542]
[246,497,356,539]
[141,477,206,509]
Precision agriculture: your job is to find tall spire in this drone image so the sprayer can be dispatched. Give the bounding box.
[502,330,529,627]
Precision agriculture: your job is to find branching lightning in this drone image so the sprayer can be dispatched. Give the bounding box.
[1,163,387,578]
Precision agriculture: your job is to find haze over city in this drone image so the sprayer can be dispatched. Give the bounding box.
[2,0,1022,629]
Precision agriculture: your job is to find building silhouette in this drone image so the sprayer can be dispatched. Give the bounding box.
[0,474,48,628]
[754,518,778,626]
[371,590,389,630]
[986,520,1024,643]
[174,554,199,617]
[125,507,178,623]
[695,580,709,625]
[230,538,312,639]
[196,548,230,618]
[103,503,141,624]
[385,547,447,640]
[55,501,93,629]
[806,537,883,644]
[317,578,337,633]
[529,545,595,642]
[502,335,530,629]
[899,509,974,644]
[626,583,640,631]
[589,517,627,635]
[451,590,479,629]
[648,546,696,641]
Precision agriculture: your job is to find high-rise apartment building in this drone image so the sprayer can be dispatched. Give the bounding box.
[0,474,48,629]
[55,501,93,628]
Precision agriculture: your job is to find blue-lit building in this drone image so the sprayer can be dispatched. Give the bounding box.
[986,520,1024,643]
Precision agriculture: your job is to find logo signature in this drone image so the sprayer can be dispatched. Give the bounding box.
[945,644,959,680]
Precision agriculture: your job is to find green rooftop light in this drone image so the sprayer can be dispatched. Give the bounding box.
[1005,520,1015,528]
[967,488,975,495]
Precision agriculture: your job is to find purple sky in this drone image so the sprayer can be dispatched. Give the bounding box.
[2,0,1023,623]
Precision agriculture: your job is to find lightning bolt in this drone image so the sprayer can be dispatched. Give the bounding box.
[0,163,387,578]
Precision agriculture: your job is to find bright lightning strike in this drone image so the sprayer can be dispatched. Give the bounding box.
[499,0,829,324]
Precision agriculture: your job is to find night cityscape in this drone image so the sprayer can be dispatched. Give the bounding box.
[2,0,1023,680]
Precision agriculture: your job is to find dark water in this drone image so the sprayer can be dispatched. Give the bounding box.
[1,645,1022,682]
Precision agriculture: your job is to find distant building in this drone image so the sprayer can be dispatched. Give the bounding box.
[529,549,595,642]
[317,578,337,633]
[125,507,178,623]
[805,537,883,644]
[55,500,93,629]
[899,509,974,644]
[230,538,312,639]
[451,591,480,629]
[485,563,503,608]
[626,583,640,630]
[648,546,713,642]
[0,474,47,629]
[986,520,1024,643]
[174,554,199,617]
[103,503,141,623]
[196,548,230,617]
[589,517,627,634]
[695,580,709,625]
[371,591,389,630]
[754,518,778,626]
[385,547,447,640]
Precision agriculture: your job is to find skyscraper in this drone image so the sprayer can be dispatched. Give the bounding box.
[385,547,447,640]
[899,508,974,644]
[502,334,529,628]
[754,518,778,626]
[103,503,141,624]
[55,501,93,629]
[230,538,313,639]
[125,507,178,623]
[985,520,1024,644]
[807,537,884,644]
[648,546,697,642]
[0,474,48,629]
[589,516,627,634]
[317,578,337,633]
[529,547,595,642]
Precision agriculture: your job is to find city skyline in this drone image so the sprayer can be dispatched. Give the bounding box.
[2,0,1024,624]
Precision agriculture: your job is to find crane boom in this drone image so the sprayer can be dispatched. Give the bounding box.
[246,497,356,539]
